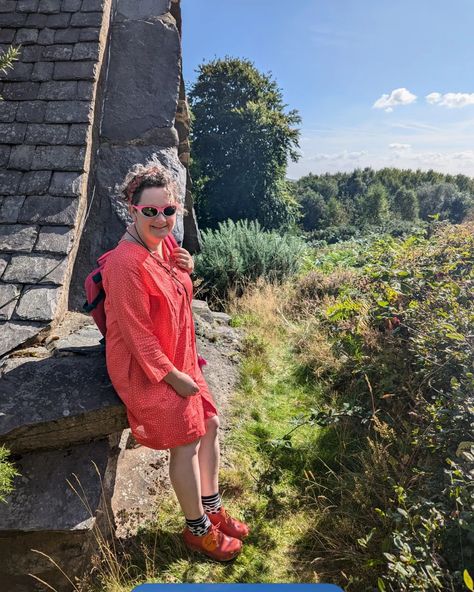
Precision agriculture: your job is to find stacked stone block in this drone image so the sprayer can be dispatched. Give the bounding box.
[0,0,111,356]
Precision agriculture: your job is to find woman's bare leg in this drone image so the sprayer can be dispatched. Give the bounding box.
[169,438,203,519]
[198,416,220,496]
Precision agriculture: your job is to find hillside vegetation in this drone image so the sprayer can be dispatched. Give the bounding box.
[228,220,473,590]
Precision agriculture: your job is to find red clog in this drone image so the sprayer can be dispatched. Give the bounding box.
[207,507,250,540]
[182,523,242,562]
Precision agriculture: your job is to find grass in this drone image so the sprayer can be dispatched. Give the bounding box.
[69,282,324,590]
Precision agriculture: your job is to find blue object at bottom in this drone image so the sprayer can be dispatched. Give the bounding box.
[132,585,344,592]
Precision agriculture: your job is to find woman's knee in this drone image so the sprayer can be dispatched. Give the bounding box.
[169,438,201,460]
[206,415,220,434]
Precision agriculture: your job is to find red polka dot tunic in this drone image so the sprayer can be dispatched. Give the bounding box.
[102,240,217,450]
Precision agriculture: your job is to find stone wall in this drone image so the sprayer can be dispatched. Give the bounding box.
[0,0,112,356]
[0,0,198,352]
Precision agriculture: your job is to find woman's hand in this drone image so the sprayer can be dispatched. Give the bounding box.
[164,368,199,398]
[172,247,194,273]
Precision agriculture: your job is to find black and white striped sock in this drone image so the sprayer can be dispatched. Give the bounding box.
[201,492,222,514]
[186,513,212,536]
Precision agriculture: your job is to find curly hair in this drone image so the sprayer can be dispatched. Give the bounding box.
[118,156,185,213]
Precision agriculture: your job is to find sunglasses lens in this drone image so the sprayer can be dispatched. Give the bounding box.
[141,207,159,217]
[163,206,177,216]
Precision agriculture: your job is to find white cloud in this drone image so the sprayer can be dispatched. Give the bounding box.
[426,92,474,108]
[451,150,474,160]
[373,88,417,112]
[389,143,411,150]
[311,150,368,161]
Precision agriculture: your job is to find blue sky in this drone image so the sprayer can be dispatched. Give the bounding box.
[181,0,474,180]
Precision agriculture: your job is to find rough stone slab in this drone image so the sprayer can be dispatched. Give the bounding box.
[0,0,17,11]
[34,225,74,254]
[19,44,43,62]
[54,27,80,43]
[78,27,100,41]
[36,26,56,45]
[45,100,91,123]
[38,0,61,13]
[25,12,48,27]
[102,18,180,142]
[192,299,215,325]
[4,61,34,81]
[0,82,39,101]
[25,122,69,143]
[115,0,171,20]
[53,60,96,80]
[0,28,15,43]
[0,354,126,453]
[46,12,71,28]
[18,170,52,195]
[0,122,26,144]
[0,101,17,122]
[14,284,61,321]
[17,0,40,12]
[0,283,21,320]
[0,12,27,27]
[0,146,10,167]
[19,195,79,225]
[67,123,88,144]
[31,145,86,169]
[62,0,82,11]
[81,0,104,11]
[49,171,84,196]
[0,321,44,356]
[15,100,47,123]
[77,80,94,99]
[0,196,25,223]
[0,254,9,277]
[0,437,120,592]
[211,311,232,325]
[41,43,73,61]
[0,224,38,253]
[0,171,22,195]
[31,61,55,81]
[111,431,169,537]
[15,28,39,45]
[8,144,35,170]
[70,11,103,27]
[52,322,102,350]
[38,80,78,100]
[72,41,99,60]
[2,253,68,284]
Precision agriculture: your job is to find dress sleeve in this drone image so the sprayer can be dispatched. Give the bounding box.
[105,259,175,384]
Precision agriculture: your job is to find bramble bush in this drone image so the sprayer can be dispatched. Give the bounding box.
[292,222,474,590]
[235,222,473,590]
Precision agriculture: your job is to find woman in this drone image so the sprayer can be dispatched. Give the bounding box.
[102,161,249,561]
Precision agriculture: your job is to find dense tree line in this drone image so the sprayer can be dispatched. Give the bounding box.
[293,167,474,240]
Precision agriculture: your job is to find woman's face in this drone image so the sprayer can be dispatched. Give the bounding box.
[129,186,176,248]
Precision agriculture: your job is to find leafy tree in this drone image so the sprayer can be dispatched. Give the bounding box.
[297,189,328,231]
[189,58,301,229]
[417,182,472,223]
[360,183,390,224]
[392,187,419,221]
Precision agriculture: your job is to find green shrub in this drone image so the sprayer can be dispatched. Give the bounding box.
[194,219,307,303]
[0,446,19,503]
